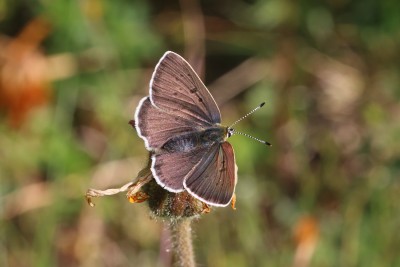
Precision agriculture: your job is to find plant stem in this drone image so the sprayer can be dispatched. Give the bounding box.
[169,219,195,267]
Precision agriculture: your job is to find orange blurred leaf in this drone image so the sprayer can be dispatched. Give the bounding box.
[0,17,51,127]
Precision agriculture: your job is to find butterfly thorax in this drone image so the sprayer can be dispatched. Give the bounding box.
[161,126,228,153]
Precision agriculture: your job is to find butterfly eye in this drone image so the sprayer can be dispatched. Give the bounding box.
[227,128,234,138]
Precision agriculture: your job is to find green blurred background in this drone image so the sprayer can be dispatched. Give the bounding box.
[1,0,400,266]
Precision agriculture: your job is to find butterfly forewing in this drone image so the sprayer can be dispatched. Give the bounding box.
[150,51,221,125]
[184,142,237,206]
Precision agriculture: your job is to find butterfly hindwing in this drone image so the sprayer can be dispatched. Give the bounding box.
[151,145,213,192]
[184,142,237,206]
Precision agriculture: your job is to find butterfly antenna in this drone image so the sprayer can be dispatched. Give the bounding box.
[231,129,272,146]
[229,102,266,128]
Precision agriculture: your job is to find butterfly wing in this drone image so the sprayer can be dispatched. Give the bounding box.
[149,51,221,125]
[135,97,198,150]
[184,142,237,206]
[135,51,221,150]
[150,145,212,192]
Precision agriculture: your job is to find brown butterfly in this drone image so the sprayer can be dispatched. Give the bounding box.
[134,51,269,206]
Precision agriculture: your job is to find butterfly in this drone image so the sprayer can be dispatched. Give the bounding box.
[134,51,268,207]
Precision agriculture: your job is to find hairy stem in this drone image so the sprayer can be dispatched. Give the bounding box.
[169,219,195,267]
